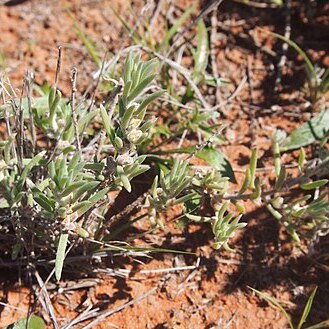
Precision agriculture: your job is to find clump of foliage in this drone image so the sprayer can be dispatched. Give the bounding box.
[1,5,329,329]
[0,22,328,285]
[0,53,244,281]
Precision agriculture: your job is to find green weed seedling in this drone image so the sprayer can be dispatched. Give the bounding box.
[249,287,329,329]
[267,30,329,102]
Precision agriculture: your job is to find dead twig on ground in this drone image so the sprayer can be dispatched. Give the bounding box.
[33,269,59,329]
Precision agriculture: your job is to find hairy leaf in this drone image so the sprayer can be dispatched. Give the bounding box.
[55,233,69,281]
[4,314,45,329]
[196,147,236,183]
[280,109,329,151]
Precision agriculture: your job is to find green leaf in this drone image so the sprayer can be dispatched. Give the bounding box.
[136,90,165,115]
[249,287,294,329]
[274,165,286,191]
[298,147,306,171]
[20,151,46,183]
[75,187,110,217]
[249,149,258,189]
[67,153,82,173]
[298,287,318,329]
[55,233,69,281]
[99,245,194,255]
[159,5,195,50]
[123,52,133,83]
[305,320,329,329]
[72,181,100,203]
[301,179,328,190]
[196,147,236,183]
[74,22,101,67]
[193,20,209,82]
[4,314,45,329]
[111,8,144,45]
[121,104,137,130]
[267,30,315,81]
[238,168,251,194]
[72,200,91,213]
[16,151,46,192]
[48,87,56,110]
[100,105,115,141]
[280,109,329,151]
[34,194,54,213]
[60,180,86,197]
[127,74,157,102]
[84,162,105,172]
[120,174,131,192]
[78,110,98,131]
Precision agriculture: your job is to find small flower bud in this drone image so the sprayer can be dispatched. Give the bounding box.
[114,136,124,149]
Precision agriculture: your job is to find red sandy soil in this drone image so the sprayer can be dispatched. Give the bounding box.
[0,0,329,328]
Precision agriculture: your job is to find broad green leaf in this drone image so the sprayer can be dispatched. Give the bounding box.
[196,147,236,183]
[62,145,76,155]
[280,109,329,151]
[55,233,69,281]
[4,314,45,329]
[67,153,81,172]
[305,197,329,217]
[140,59,158,81]
[123,80,133,98]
